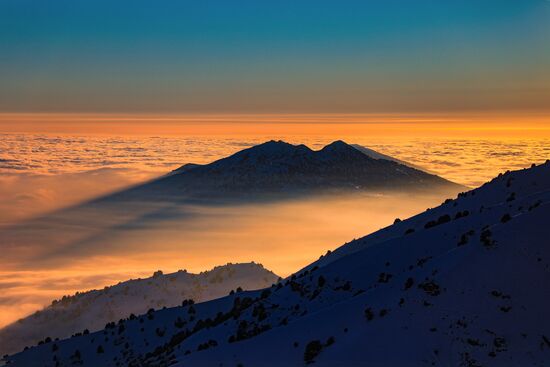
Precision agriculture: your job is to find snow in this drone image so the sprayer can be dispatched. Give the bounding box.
[0,263,278,357]
[351,143,433,173]
[5,161,549,366]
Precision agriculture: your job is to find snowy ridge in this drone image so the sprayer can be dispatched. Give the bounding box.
[0,263,278,357]
[5,162,550,366]
[351,144,433,173]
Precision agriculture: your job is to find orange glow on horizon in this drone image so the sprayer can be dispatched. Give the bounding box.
[0,112,549,137]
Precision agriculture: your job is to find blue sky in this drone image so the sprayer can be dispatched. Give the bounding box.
[1,0,549,113]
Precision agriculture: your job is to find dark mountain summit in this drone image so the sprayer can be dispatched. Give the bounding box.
[131,140,462,200]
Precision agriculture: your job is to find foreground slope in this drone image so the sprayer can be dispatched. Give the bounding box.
[0,263,278,357]
[6,162,549,367]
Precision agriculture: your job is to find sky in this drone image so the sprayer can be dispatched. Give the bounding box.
[1,0,549,113]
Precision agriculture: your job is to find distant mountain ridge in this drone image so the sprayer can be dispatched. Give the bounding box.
[0,263,278,356]
[119,140,463,201]
[7,162,549,366]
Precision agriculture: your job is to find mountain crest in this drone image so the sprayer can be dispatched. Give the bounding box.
[321,140,356,152]
[139,140,464,199]
[241,140,312,156]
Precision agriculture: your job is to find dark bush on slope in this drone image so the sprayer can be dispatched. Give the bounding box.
[304,340,323,364]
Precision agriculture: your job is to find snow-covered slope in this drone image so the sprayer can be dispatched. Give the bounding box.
[351,144,433,173]
[0,263,278,357]
[5,162,549,367]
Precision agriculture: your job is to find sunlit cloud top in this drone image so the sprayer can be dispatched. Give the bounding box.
[1,0,549,113]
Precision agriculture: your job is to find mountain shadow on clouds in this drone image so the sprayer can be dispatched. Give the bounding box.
[0,141,465,268]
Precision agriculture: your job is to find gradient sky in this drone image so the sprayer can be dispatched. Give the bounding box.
[1,0,549,113]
